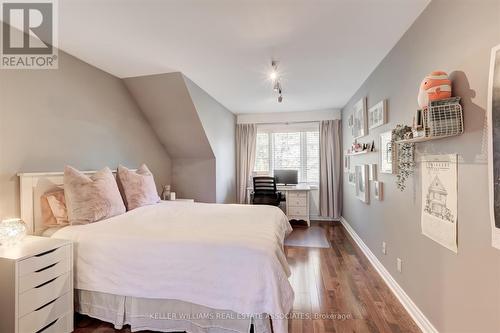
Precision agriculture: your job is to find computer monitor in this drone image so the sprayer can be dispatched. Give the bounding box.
[274,169,298,185]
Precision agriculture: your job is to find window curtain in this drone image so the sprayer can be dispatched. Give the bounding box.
[319,119,342,218]
[236,123,257,204]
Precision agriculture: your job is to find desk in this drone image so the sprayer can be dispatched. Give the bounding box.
[247,185,312,226]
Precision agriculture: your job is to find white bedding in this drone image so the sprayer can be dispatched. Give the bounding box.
[52,201,294,333]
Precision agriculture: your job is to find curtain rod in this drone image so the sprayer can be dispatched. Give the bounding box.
[255,120,321,126]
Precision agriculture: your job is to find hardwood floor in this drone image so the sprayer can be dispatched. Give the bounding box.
[74,221,420,333]
[285,221,420,333]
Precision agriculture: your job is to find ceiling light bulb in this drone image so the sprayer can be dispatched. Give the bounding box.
[270,71,277,80]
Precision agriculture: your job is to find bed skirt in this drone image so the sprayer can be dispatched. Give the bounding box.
[75,289,272,333]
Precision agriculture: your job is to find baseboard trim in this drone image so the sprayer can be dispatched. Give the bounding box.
[340,217,438,333]
[309,215,339,221]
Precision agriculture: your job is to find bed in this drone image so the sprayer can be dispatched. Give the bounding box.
[18,171,294,333]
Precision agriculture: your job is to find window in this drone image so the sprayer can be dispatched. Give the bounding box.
[254,124,320,184]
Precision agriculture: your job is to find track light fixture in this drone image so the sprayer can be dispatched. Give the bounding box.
[270,60,283,103]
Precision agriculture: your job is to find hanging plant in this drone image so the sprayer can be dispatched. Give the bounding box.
[392,125,415,191]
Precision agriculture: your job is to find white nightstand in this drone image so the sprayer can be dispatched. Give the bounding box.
[0,236,73,333]
[174,198,195,202]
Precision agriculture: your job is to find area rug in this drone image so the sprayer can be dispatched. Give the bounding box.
[284,225,330,248]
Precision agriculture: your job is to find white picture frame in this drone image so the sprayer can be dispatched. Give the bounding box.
[348,114,354,128]
[369,164,377,181]
[352,97,367,139]
[374,181,383,200]
[355,165,369,203]
[368,100,387,129]
[348,171,356,186]
[380,131,394,174]
[344,151,350,172]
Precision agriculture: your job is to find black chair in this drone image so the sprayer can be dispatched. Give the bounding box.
[251,177,285,206]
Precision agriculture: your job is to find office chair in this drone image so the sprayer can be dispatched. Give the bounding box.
[251,177,285,206]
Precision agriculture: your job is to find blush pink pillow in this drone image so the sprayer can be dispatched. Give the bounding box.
[117,164,160,211]
[64,166,126,224]
[41,189,69,227]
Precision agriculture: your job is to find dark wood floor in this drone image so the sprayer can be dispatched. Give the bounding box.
[74,221,420,333]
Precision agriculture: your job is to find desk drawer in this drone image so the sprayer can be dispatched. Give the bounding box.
[288,197,307,207]
[287,191,307,199]
[19,292,72,333]
[19,271,71,317]
[288,206,308,216]
[19,245,70,276]
[19,257,70,293]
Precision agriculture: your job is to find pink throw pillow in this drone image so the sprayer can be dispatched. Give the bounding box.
[117,164,160,211]
[41,189,69,227]
[64,166,126,224]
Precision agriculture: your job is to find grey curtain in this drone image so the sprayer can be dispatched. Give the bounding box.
[236,123,257,204]
[319,119,342,218]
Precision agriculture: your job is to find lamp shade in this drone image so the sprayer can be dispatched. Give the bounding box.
[0,218,27,246]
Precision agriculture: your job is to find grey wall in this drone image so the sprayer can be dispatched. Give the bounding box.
[184,77,236,204]
[124,72,236,204]
[172,158,216,203]
[123,73,214,159]
[124,73,217,202]
[341,1,500,332]
[0,51,172,217]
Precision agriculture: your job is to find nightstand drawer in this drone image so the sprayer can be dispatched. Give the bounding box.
[19,292,72,333]
[287,191,307,199]
[288,206,308,216]
[19,245,70,276]
[19,257,70,293]
[39,312,72,333]
[288,198,307,207]
[19,271,71,317]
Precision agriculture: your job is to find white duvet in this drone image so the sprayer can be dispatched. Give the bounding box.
[52,201,294,333]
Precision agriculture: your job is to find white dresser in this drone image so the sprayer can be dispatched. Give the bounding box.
[285,189,310,226]
[0,236,73,333]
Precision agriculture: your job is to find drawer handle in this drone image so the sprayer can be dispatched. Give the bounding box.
[36,318,58,333]
[34,276,57,289]
[35,262,57,273]
[34,248,58,257]
[34,297,57,312]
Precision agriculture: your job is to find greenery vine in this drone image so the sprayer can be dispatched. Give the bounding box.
[392,125,415,191]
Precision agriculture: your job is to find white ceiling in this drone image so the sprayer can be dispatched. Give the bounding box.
[58,0,429,113]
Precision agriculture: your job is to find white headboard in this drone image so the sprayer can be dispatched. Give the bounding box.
[18,170,118,235]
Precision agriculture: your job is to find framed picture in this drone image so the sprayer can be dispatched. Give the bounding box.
[344,151,350,172]
[352,97,367,139]
[488,43,500,250]
[348,171,356,186]
[369,164,377,181]
[355,165,369,203]
[368,100,387,129]
[380,131,394,174]
[374,181,383,200]
[348,114,354,128]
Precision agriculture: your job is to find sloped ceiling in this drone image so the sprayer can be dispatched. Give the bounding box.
[123,72,214,159]
[57,0,430,113]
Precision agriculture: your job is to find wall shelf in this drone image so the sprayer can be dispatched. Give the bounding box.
[395,97,464,144]
[395,133,460,144]
[346,150,376,156]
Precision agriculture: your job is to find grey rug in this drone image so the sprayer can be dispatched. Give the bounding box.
[285,226,331,248]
